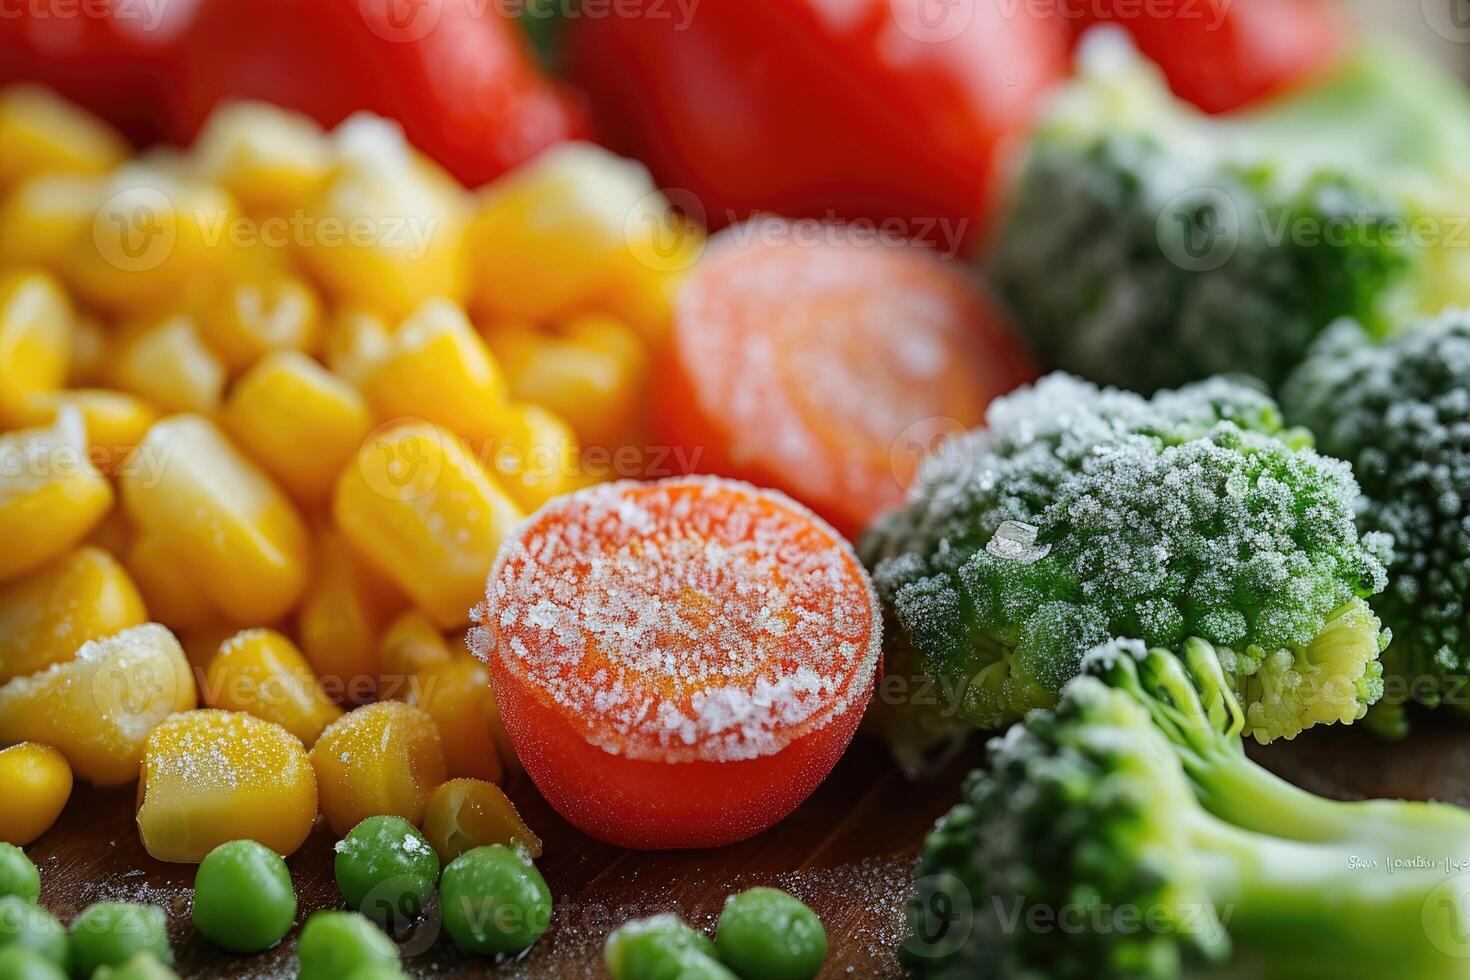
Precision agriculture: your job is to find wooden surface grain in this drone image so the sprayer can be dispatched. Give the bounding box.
[25,723,1464,978]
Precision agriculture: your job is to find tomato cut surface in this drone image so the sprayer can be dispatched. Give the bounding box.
[476,477,881,848]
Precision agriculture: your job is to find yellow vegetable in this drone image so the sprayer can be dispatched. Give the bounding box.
[196,274,322,374]
[0,623,197,786]
[296,524,401,702]
[203,628,343,746]
[122,532,215,632]
[15,389,159,474]
[0,743,73,846]
[0,546,146,683]
[378,610,453,681]
[109,314,226,415]
[407,657,503,785]
[119,414,311,623]
[323,307,393,388]
[0,268,73,427]
[482,402,579,513]
[422,778,540,865]
[309,701,447,835]
[0,173,98,269]
[0,85,126,189]
[137,709,318,862]
[190,101,333,216]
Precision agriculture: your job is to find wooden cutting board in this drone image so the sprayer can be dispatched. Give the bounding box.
[24,724,1466,978]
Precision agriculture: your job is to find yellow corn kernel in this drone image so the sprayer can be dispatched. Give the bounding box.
[309,700,447,835]
[378,610,453,681]
[204,629,342,747]
[122,532,214,632]
[362,299,508,443]
[334,421,522,628]
[0,623,196,785]
[223,351,371,508]
[590,215,704,344]
[407,658,503,784]
[0,743,73,845]
[197,275,322,374]
[0,173,98,268]
[0,85,127,189]
[422,778,540,865]
[0,546,147,683]
[191,101,333,216]
[63,166,242,312]
[0,408,114,583]
[110,315,226,414]
[120,415,311,623]
[16,389,160,474]
[297,525,400,702]
[0,268,73,426]
[297,115,467,319]
[324,308,392,387]
[466,142,667,320]
[137,709,317,862]
[482,402,579,514]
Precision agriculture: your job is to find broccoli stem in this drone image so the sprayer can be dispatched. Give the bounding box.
[1195,814,1470,980]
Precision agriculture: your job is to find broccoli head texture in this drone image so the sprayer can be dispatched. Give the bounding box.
[989,32,1470,393]
[1282,312,1470,733]
[906,638,1470,980]
[862,373,1388,771]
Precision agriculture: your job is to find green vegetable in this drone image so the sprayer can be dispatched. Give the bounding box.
[905,637,1470,979]
[989,33,1470,393]
[192,839,296,952]
[1282,312,1470,735]
[0,847,38,904]
[0,947,65,980]
[862,373,1388,771]
[67,904,171,978]
[341,966,409,980]
[0,898,67,972]
[605,915,733,980]
[439,845,550,957]
[716,889,825,980]
[334,816,440,927]
[296,911,399,980]
[90,951,179,980]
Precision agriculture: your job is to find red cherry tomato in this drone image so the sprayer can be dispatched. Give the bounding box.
[565,0,1070,253]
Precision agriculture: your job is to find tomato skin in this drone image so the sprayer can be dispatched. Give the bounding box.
[565,0,1070,253]
[1072,0,1348,113]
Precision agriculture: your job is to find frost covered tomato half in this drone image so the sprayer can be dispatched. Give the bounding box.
[474,477,881,849]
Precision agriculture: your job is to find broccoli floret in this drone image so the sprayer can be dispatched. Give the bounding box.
[905,642,1470,980]
[1282,312,1470,734]
[989,32,1470,393]
[862,374,1388,771]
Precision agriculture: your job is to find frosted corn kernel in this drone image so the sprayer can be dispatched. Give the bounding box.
[137,709,318,863]
[16,390,159,473]
[223,352,371,508]
[422,779,540,865]
[191,101,333,215]
[0,173,98,268]
[483,403,579,513]
[119,415,311,623]
[0,623,197,785]
[0,408,114,583]
[110,315,226,415]
[0,546,146,683]
[197,275,322,374]
[378,610,453,680]
[334,421,522,628]
[309,701,447,836]
[466,142,668,320]
[297,115,467,319]
[205,629,342,746]
[408,658,503,785]
[0,85,127,188]
[123,533,215,631]
[324,308,392,387]
[362,299,508,444]
[0,268,73,427]
[0,743,73,845]
[297,525,399,702]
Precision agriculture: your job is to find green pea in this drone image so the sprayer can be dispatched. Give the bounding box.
[439,845,550,957]
[0,847,38,904]
[90,951,180,979]
[297,910,399,980]
[192,840,297,952]
[605,915,734,980]
[0,947,66,980]
[334,816,440,927]
[68,904,171,979]
[715,888,826,980]
[0,897,67,972]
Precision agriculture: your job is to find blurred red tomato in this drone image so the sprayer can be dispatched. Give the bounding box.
[565,0,1070,254]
